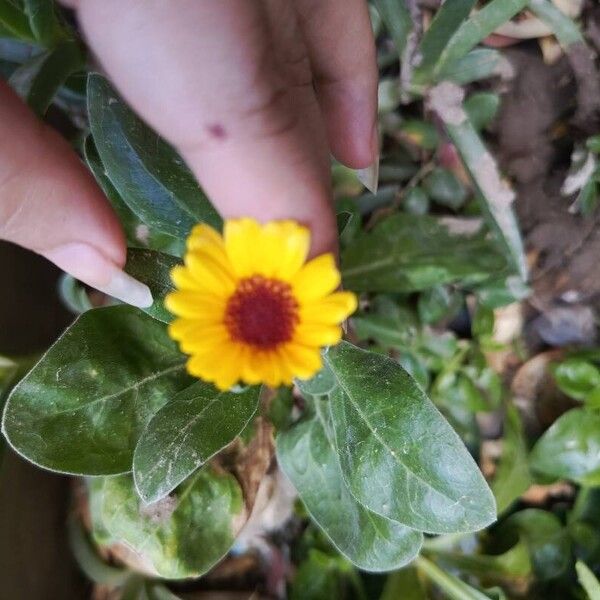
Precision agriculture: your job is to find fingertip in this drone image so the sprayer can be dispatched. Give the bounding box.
[43,242,153,308]
[319,82,378,170]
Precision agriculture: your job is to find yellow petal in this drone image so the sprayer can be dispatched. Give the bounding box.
[241,348,265,385]
[185,251,236,296]
[165,291,225,319]
[292,254,341,302]
[168,317,223,341]
[179,325,230,354]
[187,226,234,277]
[187,224,224,250]
[281,343,323,380]
[294,323,342,347]
[224,218,262,278]
[171,265,202,291]
[259,221,310,280]
[273,348,295,385]
[187,351,223,378]
[300,292,357,325]
[211,343,245,390]
[257,350,283,387]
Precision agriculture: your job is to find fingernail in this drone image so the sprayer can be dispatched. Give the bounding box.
[44,243,153,309]
[357,125,380,194]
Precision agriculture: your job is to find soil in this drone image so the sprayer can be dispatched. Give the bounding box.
[495,41,600,348]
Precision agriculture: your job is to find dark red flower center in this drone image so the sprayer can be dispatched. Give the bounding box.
[224,275,299,349]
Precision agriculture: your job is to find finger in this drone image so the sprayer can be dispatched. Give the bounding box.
[71,0,337,256]
[0,82,152,307]
[295,0,379,169]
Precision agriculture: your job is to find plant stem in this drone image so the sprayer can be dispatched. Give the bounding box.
[416,555,490,600]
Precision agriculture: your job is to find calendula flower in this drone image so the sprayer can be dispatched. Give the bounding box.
[165,218,357,391]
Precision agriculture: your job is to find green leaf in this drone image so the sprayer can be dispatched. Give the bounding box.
[426,540,531,580]
[91,469,244,579]
[530,408,600,486]
[336,211,353,237]
[84,138,184,256]
[277,407,423,571]
[434,0,528,77]
[296,361,337,396]
[576,560,600,600]
[473,275,529,309]
[341,214,506,293]
[381,567,428,600]
[9,40,83,115]
[373,0,412,55]
[2,306,192,475]
[324,341,496,533]
[125,249,180,324]
[504,509,571,580]
[472,304,494,338]
[87,73,221,239]
[527,0,583,48]
[492,406,532,514]
[424,168,468,209]
[578,178,599,217]
[67,518,129,586]
[404,186,430,215]
[399,120,439,150]
[290,549,355,600]
[418,285,461,324]
[23,0,61,45]
[415,0,476,83]
[267,386,294,430]
[587,136,600,154]
[552,359,600,402]
[464,92,500,131]
[352,297,418,351]
[58,273,93,315]
[0,0,34,40]
[438,48,507,85]
[133,381,259,504]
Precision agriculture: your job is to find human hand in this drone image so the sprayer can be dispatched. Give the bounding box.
[0,0,378,307]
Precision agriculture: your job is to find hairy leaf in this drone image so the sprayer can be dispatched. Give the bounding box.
[91,469,244,579]
[415,0,476,82]
[84,137,184,256]
[2,306,191,475]
[492,406,531,514]
[341,214,506,293]
[125,249,180,324]
[325,342,496,533]
[24,0,60,45]
[277,407,423,571]
[530,408,600,486]
[87,73,220,239]
[9,40,83,115]
[134,381,259,504]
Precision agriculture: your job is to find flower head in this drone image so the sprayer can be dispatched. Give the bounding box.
[165,219,357,390]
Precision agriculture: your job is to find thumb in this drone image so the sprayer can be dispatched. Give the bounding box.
[0,82,152,308]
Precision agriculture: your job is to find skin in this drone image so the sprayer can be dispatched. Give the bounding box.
[0,1,377,303]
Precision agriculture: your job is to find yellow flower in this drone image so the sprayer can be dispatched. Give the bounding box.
[165,218,357,391]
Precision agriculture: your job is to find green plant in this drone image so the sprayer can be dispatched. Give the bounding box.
[3,0,599,598]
